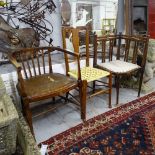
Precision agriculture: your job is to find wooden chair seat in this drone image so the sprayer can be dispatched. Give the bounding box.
[69,66,110,82]
[99,60,140,74]
[17,73,77,101]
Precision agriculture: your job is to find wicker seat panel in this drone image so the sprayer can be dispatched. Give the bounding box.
[69,67,110,82]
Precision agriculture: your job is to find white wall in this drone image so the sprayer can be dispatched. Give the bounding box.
[2,0,62,47]
[92,1,118,30]
[67,0,118,30]
[92,5,101,30]
[2,0,117,47]
[40,0,62,47]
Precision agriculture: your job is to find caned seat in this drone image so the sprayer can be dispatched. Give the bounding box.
[69,66,110,82]
[17,73,77,99]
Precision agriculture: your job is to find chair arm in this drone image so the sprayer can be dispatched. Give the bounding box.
[53,46,80,58]
[53,47,82,81]
[8,54,22,71]
[8,54,26,96]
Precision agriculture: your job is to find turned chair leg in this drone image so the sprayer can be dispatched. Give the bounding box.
[52,97,55,103]
[138,69,144,97]
[81,80,87,121]
[65,92,69,102]
[20,97,25,115]
[109,73,112,108]
[93,81,96,93]
[23,99,34,135]
[115,75,120,105]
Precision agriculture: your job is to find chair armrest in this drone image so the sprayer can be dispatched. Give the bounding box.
[54,46,80,58]
[54,47,82,81]
[8,54,22,71]
[8,54,26,96]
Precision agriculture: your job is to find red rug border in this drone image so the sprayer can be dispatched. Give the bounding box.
[40,91,155,153]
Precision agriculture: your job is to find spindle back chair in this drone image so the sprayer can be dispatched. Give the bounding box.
[9,46,84,134]
[94,34,149,105]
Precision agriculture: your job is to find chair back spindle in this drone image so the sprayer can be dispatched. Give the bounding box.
[12,47,55,79]
[94,34,149,68]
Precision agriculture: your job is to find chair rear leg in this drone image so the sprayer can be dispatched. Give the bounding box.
[108,73,112,108]
[93,81,96,93]
[21,97,25,115]
[115,75,120,105]
[65,92,69,102]
[138,69,144,97]
[80,80,87,121]
[52,97,55,103]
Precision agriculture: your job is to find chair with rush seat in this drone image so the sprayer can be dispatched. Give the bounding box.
[8,46,85,134]
[62,26,112,119]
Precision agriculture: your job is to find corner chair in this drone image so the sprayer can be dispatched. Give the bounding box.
[94,33,149,105]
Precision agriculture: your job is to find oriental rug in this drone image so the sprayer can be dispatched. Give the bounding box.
[40,92,155,155]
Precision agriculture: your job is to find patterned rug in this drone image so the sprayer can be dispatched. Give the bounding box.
[40,92,155,155]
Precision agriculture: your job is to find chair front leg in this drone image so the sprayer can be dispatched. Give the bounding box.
[65,92,69,102]
[109,73,112,108]
[93,81,96,93]
[138,68,144,97]
[80,80,87,121]
[20,97,25,115]
[115,75,120,105]
[23,99,34,135]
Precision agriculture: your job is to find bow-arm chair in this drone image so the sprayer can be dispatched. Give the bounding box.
[8,46,84,134]
[62,26,112,119]
[94,34,149,105]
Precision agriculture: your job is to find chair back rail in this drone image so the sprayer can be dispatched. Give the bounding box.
[8,46,84,135]
[9,46,81,80]
[94,34,149,68]
[62,26,90,67]
[13,47,53,79]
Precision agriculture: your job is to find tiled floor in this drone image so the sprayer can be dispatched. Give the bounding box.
[1,54,155,144]
[33,78,155,144]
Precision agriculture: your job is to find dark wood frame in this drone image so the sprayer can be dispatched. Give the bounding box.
[62,26,112,113]
[94,33,149,105]
[8,46,85,135]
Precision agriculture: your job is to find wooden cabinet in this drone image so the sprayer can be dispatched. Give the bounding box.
[131,0,155,39]
[132,0,148,35]
[148,0,155,38]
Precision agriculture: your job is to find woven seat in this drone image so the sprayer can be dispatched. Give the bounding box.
[17,73,77,99]
[100,60,140,74]
[9,46,84,135]
[69,66,110,82]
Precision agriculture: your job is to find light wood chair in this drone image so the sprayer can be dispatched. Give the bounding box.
[8,46,85,134]
[94,33,149,105]
[62,26,112,119]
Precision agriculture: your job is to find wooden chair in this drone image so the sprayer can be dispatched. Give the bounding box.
[94,33,149,105]
[8,46,85,134]
[62,26,112,119]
